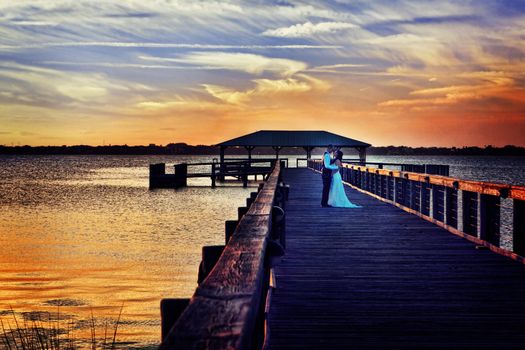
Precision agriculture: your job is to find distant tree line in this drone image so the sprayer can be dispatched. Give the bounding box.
[366,145,525,156]
[1,143,524,156]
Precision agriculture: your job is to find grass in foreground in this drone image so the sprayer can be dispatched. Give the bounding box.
[0,305,123,350]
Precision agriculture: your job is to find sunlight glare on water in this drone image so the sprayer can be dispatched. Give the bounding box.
[0,155,253,348]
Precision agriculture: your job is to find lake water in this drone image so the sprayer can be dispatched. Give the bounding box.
[1,154,524,348]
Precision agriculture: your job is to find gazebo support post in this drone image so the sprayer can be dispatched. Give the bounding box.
[303,146,314,159]
[272,146,282,159]
[358,146,367,165]
[245,146,255,162]
[219,146,227,181]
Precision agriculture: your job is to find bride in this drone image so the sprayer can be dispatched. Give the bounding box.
[328,150,361,208]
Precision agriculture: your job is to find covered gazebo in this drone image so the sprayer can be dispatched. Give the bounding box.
[216,130,371,164]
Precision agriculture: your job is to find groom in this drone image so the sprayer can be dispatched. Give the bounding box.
[321,144,339,207]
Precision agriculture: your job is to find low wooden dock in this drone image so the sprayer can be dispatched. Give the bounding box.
[269,168,525,349]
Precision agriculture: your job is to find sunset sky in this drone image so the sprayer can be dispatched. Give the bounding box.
[0,0,524,147]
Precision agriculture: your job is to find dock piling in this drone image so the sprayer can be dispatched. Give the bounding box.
[160,298,190,342]
[197,245,225,284]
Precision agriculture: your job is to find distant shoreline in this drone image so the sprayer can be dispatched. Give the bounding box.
[1,144,524,156]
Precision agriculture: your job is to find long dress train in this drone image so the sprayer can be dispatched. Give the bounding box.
[328,170,361,208]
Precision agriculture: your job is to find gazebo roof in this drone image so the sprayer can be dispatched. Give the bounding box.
[216,130,371,148]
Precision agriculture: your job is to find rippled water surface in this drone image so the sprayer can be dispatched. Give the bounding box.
[0,155,254,348]
[1,154,524,348]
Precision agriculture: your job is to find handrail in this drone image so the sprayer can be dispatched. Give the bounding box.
[338,162,525,200]
[308,159,525,262]
[160,162,282,349]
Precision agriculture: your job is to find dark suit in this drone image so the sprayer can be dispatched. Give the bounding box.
[321,151,332,206]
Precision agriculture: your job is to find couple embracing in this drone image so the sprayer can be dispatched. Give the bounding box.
[321,144,361,208]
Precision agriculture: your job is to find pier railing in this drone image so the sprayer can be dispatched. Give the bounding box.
[297,157,449,175]
[308,159,525,262]
[160,161,287,349]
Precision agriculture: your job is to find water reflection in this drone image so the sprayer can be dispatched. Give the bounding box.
[0,155,254,348]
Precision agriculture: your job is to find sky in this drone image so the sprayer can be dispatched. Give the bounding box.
[0,0,524,147]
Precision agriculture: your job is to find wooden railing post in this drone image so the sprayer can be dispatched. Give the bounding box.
[160,299,190,342]
[243,162,248,188]
[225,220,238,244]
[479,194,501,246]
[394,178,402,204]
[238,206,248,220]
[445,187,458,228]
[410,180,421,211]
[387,174,394,201]
[211,162,216,188]
[421,180,431,216]
[513,199,525,255]
[432,185,445,222]
[197,245,225,284]
[462,190,478,236]
[403,176,410,208]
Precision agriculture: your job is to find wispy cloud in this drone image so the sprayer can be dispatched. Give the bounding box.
[141,52,308,77]
[203,73,329,106]
[0,42,342,50]
[262,21,357,38]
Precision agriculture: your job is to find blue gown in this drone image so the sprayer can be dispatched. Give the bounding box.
[328,170,361,208]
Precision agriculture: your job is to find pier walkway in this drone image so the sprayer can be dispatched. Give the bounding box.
[269,168,525,349]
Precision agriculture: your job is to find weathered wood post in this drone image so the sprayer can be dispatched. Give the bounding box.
[272,146,282,159]
[421,177,431,216]
[462,190,478,236]
[247,191,258,207]
[387,173,394,201]
[219,145,227,181]
[432,185,445,222]
[411,180,421,211]
[238,206,248,220]
[174,163,187,187]
[160,298,189,342]
[243,161,248,188]
[513,199,525,255]
[358,146,367,165]
[211,162,216,188]
[225,220,238,243]
[149,163,165,189]
[445,186,458,228]
[303,146,314,160]
[197,245,225,284]
[479,194,500,246]
[245,146,255,162]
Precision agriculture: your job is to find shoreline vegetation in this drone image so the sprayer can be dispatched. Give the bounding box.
[0,305,124,350]
[1,144,525,156]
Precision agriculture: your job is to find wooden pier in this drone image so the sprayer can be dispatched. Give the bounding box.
[159,160,525,349]
[268,167,525,349]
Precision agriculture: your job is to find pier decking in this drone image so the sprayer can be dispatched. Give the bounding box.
[269,168,525,349]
